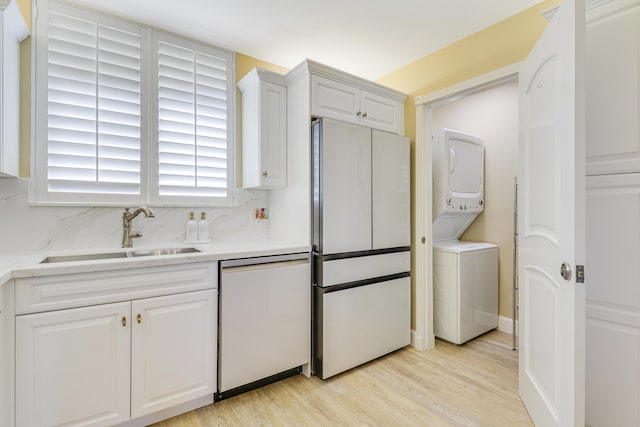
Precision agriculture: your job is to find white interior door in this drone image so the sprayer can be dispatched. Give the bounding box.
[518,1,585,426]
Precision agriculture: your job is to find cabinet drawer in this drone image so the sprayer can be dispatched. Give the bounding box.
[15,262,217,315]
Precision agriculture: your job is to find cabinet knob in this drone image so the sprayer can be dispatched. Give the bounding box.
[121,316,127,327]
[362,112,368,118]
[262,171,268,177]
[137,313,142,324]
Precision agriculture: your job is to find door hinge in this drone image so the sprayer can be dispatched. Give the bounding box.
[576,265,585,284]
[421,236,426,244]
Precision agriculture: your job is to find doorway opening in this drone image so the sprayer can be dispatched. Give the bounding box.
[413,64,519,351]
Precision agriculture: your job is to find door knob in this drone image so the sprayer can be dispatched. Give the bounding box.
[560,262,572,281]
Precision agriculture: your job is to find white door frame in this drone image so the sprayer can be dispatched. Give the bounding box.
[413,64,520,350]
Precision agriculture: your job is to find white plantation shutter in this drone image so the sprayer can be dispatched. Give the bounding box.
[156,35,233,200]
[32,0,235,206]
[45,4,142,196]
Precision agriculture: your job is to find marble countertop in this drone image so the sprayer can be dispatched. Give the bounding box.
[0,240,310,285]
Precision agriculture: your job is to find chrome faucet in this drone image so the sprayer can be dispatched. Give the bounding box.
[122,207,155,248]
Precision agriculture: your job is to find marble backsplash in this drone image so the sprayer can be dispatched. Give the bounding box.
[0,178,271,254]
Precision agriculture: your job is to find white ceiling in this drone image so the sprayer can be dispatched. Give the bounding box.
[69,0,542,81]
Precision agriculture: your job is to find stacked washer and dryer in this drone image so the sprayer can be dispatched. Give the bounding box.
[432,128,499,345]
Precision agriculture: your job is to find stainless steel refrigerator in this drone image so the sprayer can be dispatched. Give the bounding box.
[312,117,411,379]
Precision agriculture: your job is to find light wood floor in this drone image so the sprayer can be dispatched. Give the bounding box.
[152,330,532,427]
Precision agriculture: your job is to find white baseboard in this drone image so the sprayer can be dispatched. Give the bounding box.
[411,329,426,350]
[498,315,519,335]
[411,329,435,350]
[413,318,515,350]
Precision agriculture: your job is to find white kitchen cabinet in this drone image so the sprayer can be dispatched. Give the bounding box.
[0,0,29,178]
[311,74,403,134]
[238,68,287,189]
[131,290,216,418]
[219,253,310,395]
[0,280,15,427]
[16,302,132,427]
[14,262,218,427]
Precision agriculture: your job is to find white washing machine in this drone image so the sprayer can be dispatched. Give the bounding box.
[433,240,498,344]
[432,128,499,344]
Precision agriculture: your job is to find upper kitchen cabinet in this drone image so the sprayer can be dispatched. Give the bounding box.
[0,0,29,178]
[311,75,404,134]
[586,1,640,176]
[238,68,287,189]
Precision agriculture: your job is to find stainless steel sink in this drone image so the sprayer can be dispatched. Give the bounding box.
[40,247,201,264]
[127,247,201,257]
[40,252,128,263]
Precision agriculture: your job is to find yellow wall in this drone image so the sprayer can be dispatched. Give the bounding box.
[236,53,288,81]
[376,0,561,323]
[16,0,30,31]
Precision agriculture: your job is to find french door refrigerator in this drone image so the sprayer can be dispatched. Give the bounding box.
[312,117,411,379]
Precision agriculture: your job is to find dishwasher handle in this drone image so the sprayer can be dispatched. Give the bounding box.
[221,259,309,273]
[221,252,310,269]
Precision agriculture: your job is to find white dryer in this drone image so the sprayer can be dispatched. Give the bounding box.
[432,128,498,344]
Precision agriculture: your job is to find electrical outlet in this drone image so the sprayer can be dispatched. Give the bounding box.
[255,207,269,220]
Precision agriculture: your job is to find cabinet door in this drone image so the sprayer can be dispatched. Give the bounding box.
[131,290,216,419]
[258,81,287,188]
[16,302,131,427]
[219,260,310,392]
[361,91,403,134]
[0,281,14,427]
[372,130,410,249]
[241,75,287,189]
[311,75,360,125]
[586,4,640,175]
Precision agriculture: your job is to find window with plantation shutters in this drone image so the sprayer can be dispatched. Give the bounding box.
[155,35,232,200]
[32,0,235,206]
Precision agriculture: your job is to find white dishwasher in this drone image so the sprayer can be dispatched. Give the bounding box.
[217,253,311,399]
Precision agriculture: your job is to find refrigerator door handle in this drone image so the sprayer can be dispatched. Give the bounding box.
[317,272,410,294]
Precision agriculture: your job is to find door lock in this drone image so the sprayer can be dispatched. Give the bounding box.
[560,262,572,281]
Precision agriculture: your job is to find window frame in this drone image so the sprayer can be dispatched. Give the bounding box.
[30,0,237,207]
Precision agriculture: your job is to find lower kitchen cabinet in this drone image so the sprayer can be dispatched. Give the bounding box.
[131,290,216,418]
[16,301,131,427]
[16,288,217,427]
